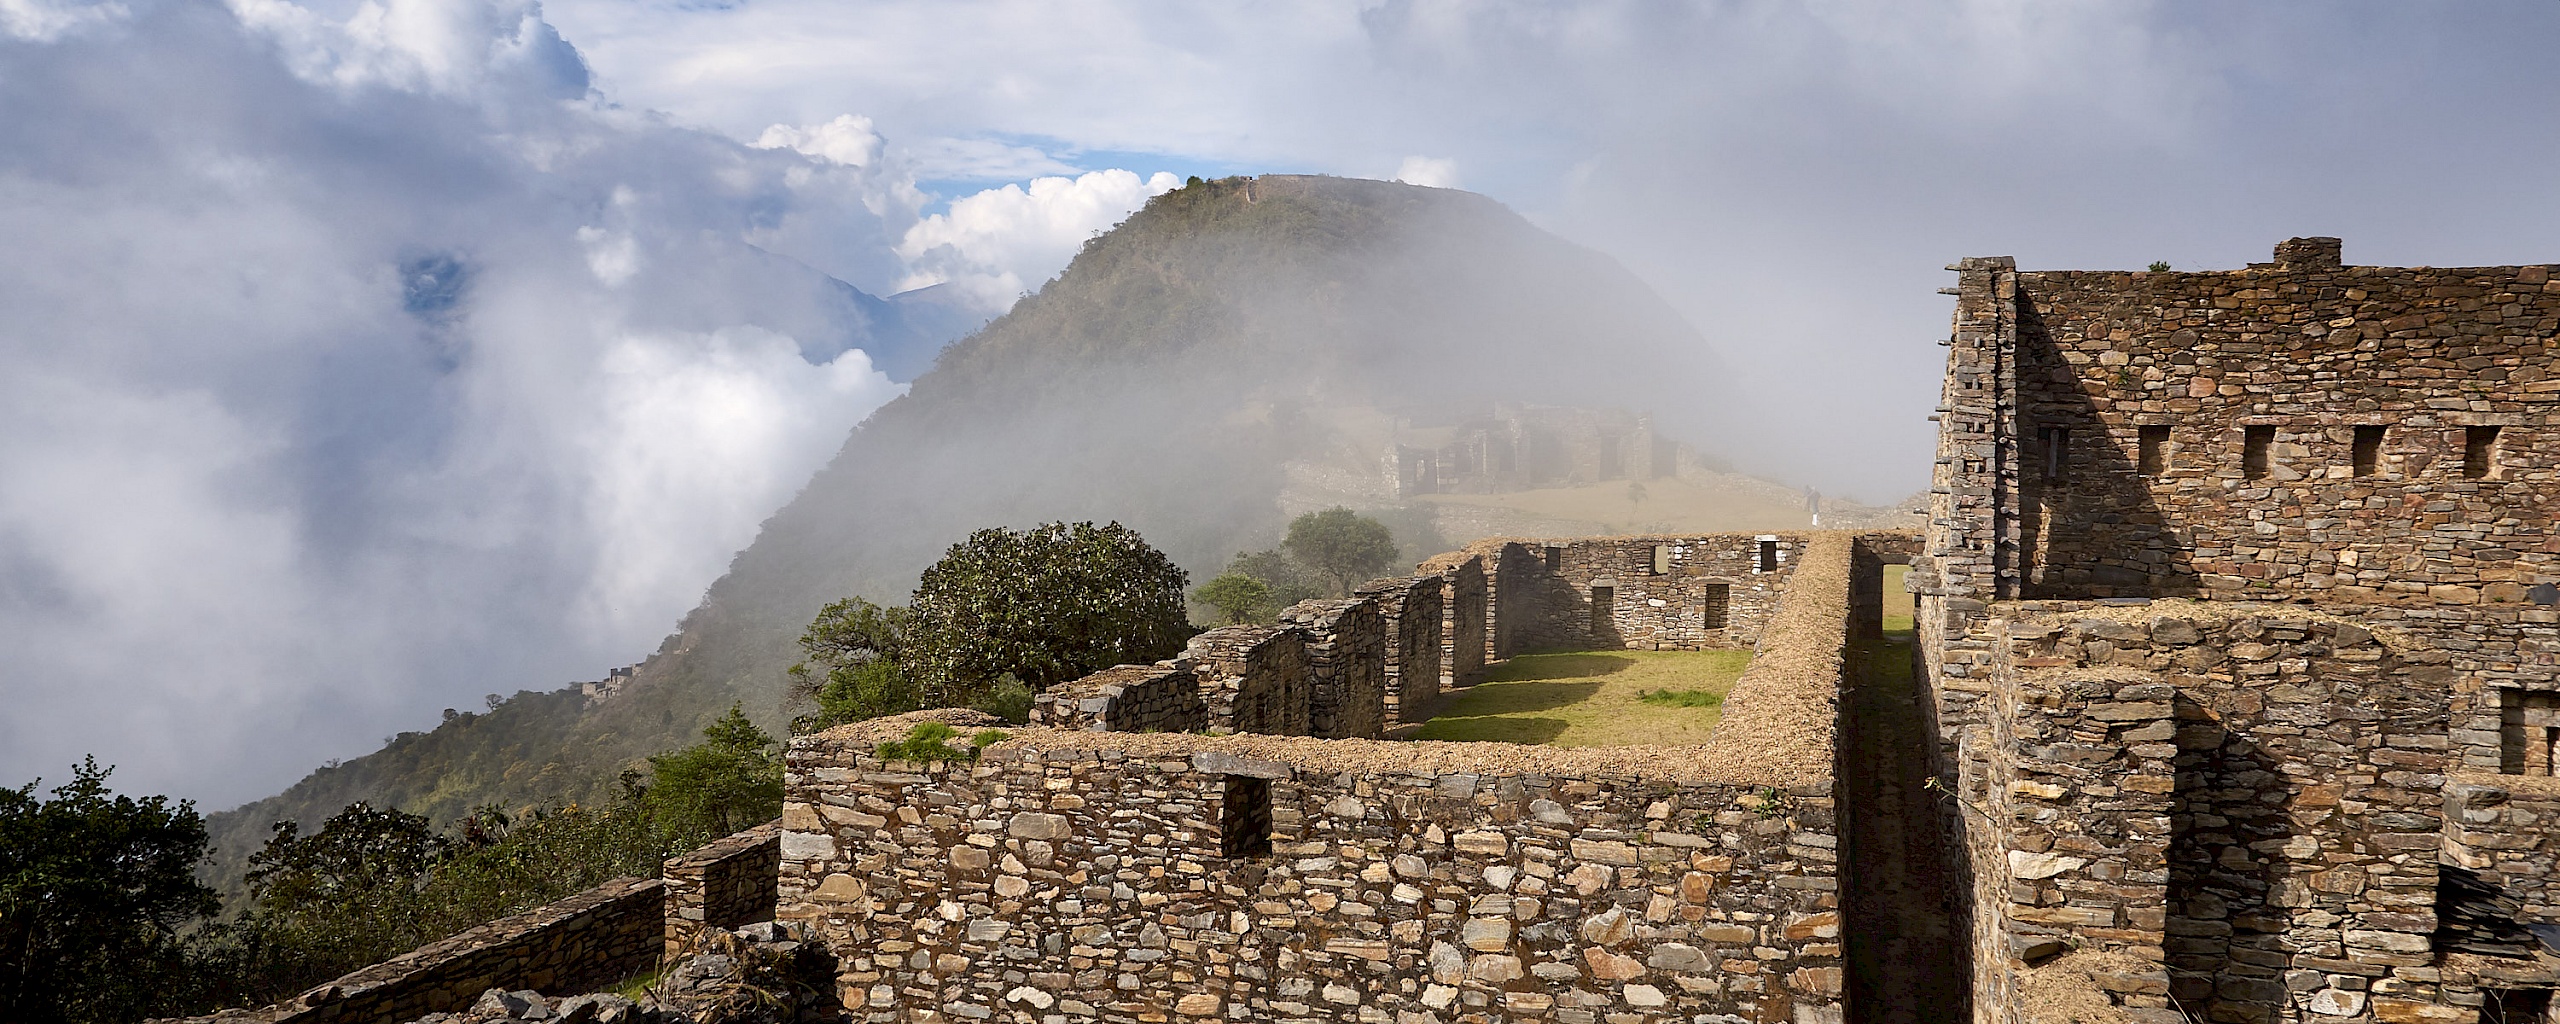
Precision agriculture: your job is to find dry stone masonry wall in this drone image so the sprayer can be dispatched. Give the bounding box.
[1032,665,1211,734]
[1920,240,2560,1024]
[779,724,1845,1024]
[1355,575,1444,725]
[1278,598,1389,740]
[662,822,784,960]
[1185,627,1315,737]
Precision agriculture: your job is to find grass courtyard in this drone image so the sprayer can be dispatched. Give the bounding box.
[1409,648,1751,747]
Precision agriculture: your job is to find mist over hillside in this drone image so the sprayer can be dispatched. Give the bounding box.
[202,174,1742,877]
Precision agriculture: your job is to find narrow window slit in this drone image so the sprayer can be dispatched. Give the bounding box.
[1220,776,1272,859]
[2040,426,2069,481]
[2353,425,2385,477]
[2137,425,2170,476]
[2466,426,2502,479]
[2243,425,2275,480]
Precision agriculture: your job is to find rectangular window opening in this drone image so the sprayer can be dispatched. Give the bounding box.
[1756,540,1778,574]
[2137,425,2170,476]
[1701,584,1730,630]
[2466,426,2502,480]
[1545,545,1565,570]
[2243,425,2275,480]
[1220,775,1272,859]
[2039,426,2069,481]
[1590,586,1613,634]
[1651,545,1671,575]
[2483,988,2551,1024]
[2353,425,2386,477]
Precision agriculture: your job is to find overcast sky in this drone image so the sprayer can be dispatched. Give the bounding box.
[6,0,2559,807]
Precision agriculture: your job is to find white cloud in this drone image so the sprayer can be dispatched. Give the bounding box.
[755,113,884,168]
[1393,156,1460,189]
[895,168,1181,310]
[1,0,126,41]
[0,0,920,805]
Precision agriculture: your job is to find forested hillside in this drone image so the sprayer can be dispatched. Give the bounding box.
[203,175,1727,881]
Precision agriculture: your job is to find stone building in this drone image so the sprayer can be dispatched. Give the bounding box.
[1914,238,2560,1024]
[1390,405,1679,497]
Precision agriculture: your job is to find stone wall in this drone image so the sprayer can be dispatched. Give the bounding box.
[1473,535,1807,655]
[1942,239,2560,604]
[1031,664,1210,734]
[1278,598,1388,740]
[663,821,783,959]
[164,877,665,1024]
[1434,554,1488,689]
[779,721,1845,1024]
[1951,601,2474,1024]
[1184,626,1313,736]
[1355,574,1444,725]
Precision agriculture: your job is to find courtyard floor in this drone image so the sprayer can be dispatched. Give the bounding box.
[1407,648,1750,746]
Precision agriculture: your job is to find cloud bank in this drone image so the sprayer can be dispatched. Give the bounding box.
[0,0,1174,805]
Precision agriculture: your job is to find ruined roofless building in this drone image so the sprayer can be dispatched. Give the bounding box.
[1916,237,2560,1024]
[162,239,2560,1024]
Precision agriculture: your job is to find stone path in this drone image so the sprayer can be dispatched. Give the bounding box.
[1841,627,1969,1024]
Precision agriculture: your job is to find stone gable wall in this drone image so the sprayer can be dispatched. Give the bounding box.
[1183,626,1313,736]
[1355,574,1445,725]
[1435,555,1488,688]
[1278,598,1388,740]
[1467,535,1810,658]
[778,729,1844,1024]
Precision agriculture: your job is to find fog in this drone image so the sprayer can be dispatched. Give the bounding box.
[9,0,2560,809]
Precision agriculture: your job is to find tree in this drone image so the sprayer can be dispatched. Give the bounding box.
[788,597,921,732]
[904,521,1192,695]
[1224,548,1323,611]
[642,705,784,844]
[1283,507,1399,597]
[1194,572,1272,624]
[0,758,218,1024]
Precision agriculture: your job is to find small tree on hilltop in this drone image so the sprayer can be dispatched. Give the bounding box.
[1194,572,1272,624]
[1283,507,1398,597]
[904,521,1192,697]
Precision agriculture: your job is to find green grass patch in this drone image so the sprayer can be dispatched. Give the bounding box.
[1412,648,1749,746]
[1882,563,1914,633]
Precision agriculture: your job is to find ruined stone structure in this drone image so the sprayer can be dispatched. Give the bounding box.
[1916,239,2560,1024]
[773,531,1894,1024]
[1391,406,1680,497]
[176,237,2560,1024]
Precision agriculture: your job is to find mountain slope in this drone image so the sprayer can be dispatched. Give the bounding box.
[202,175,1728,879]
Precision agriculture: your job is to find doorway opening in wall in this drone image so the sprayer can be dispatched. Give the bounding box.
[1756,539,1778,573]
[2244,425,2275,480]
[2467,426,2503,480]
[1590,586,1613,634]
[2138,425,2170,476]
[1701,584,1730,630]
[2354,425,2386,477]
[1220,776,1272,859]
[2483,988,2551,1024]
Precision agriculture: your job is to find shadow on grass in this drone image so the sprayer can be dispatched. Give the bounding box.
[1410,716,1571,745]
[1486,653,1637,682]
[1428,680,1604,716]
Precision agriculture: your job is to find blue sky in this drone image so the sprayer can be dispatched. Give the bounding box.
[6,0,2560,805]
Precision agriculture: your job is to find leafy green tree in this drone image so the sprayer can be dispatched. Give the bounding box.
[1195,571,1272,624]
[904,521,1192,696]
[0,758,218,1024]
[1283,506,1399,597]
[1224,548,1323,612]
[788,597,921,732]
[642,705,783,844]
